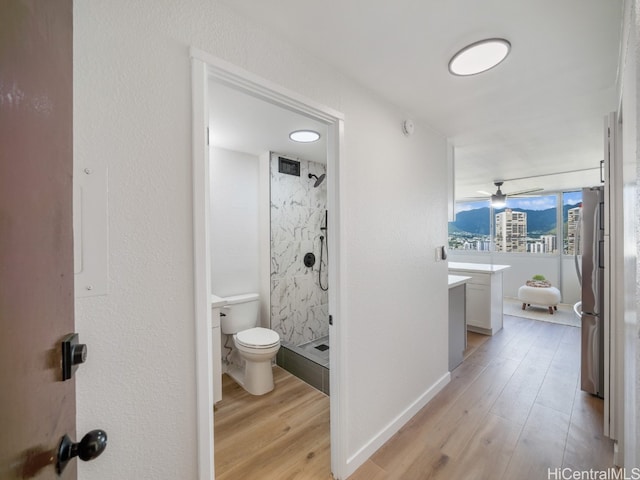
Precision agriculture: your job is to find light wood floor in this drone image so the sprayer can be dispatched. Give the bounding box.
[350,315,615,480]
[214,315,614,480]
[214,367,332,479]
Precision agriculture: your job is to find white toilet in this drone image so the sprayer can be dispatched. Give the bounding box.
[220,293,280,395]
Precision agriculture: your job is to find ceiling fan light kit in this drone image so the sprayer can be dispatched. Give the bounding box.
[491,194,506,208]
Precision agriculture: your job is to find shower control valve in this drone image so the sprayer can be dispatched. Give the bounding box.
[303,252,316,268]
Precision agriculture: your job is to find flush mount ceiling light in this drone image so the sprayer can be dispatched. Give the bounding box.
[448,38,511,76]
[289,130,320,143]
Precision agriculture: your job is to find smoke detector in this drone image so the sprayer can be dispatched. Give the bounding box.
[402,120,414,136]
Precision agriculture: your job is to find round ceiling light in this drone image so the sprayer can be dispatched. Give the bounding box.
[289,130,320,143]
[448,38,511,76]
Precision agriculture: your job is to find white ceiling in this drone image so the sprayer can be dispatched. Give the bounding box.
[209,81,327,164]
[216,0,623,200]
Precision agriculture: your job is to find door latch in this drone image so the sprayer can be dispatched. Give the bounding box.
[61,333,87,381]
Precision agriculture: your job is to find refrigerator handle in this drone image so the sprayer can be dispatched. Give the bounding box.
[574,213,582,287]
[588,195,602,312]
[598,240,605,269]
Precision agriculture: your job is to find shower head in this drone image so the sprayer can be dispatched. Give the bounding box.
[308,173,326,188]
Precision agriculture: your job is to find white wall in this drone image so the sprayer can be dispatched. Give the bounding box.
[340,83,449,466]
[74,1,448,478]
[210,147,260,297]
[618,0,639,467]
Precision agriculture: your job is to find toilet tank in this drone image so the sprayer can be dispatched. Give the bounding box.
[220,293,260,335]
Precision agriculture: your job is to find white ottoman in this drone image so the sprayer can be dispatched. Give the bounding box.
[518,285,562,314]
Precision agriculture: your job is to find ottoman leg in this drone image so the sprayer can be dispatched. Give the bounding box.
[548,306,554,314]
[554,306,558,310]
[522,303,526,310]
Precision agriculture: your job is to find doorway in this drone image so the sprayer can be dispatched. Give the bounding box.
[190,49,346,479]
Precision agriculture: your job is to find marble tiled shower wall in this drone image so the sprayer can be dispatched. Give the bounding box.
[270,154,328,347]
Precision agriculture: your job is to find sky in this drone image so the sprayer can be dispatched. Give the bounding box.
[563,191,582,205]
[505,195,556,210]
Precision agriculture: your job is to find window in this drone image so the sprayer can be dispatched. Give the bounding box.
[494,195,557,253]
[563,191,582,255]
[448,200,491,251]
[449,192,580,255]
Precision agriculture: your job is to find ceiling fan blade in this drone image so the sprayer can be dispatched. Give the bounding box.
[476,190,493,196]
[507,187,544,196]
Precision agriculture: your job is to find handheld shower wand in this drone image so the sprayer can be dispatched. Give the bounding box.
[318,210,328,291]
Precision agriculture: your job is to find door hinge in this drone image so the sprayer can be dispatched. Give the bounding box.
[206,127,210,146]
[329,315,333,326]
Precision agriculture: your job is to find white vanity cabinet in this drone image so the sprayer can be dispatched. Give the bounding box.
[448,262,510,336]
[211,294,228,404]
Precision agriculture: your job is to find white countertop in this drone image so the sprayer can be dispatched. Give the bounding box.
[448,275,471,288]
[448,262,511,274]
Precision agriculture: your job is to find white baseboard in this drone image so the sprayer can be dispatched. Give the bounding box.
[344,371,451,477]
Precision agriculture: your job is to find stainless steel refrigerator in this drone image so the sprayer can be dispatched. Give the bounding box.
[576,186,605,398]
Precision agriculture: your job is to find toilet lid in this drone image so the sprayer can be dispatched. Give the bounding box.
[235,327,280,348]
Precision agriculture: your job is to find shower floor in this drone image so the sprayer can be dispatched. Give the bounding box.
[297,336,330,367]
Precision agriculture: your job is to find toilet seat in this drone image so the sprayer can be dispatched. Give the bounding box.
[235,327,280,349]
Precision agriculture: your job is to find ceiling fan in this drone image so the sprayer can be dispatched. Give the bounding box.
[475,181,544,207]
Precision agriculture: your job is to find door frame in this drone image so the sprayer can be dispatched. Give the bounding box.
[190,48,347,479]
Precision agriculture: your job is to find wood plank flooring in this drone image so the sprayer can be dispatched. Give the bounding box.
[350,315,615,480]
[214,315,614,480]
[214,367,332,479]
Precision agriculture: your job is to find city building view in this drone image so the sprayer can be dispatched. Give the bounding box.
[566,205,581,255]
[448,192,583,255]
[495,209,527,252]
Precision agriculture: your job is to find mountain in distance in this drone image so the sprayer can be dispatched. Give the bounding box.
[450,203,581,236]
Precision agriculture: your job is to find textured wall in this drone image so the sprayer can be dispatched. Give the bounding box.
[270,154,329,347]
[74,1,448,478]
[622,0,640,466]
[626,0,640,466]
[617,0,640,467]
[340,83,449,462]
[635,0,640,462]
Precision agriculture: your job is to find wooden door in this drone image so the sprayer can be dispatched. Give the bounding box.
[0,1,76,478]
